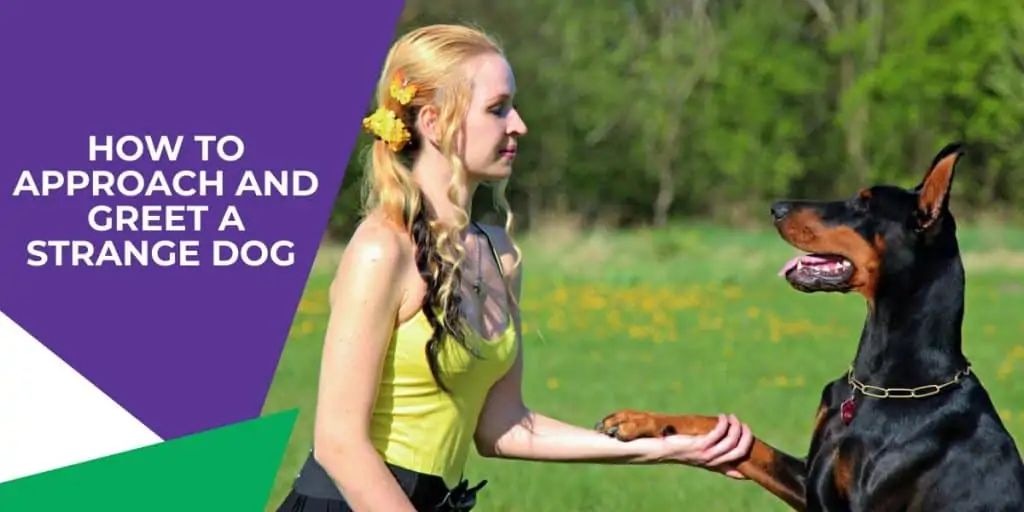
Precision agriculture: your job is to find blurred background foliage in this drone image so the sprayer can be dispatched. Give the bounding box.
[326,0,1024,239]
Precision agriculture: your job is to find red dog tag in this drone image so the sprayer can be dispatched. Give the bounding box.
[840,398,856,425]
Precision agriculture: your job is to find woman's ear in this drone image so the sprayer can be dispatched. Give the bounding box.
[416,105,440,147]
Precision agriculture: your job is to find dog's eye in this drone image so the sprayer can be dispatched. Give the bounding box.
[855,190,872,211]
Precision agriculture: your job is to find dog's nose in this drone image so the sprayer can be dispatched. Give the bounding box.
[770,202,791,222]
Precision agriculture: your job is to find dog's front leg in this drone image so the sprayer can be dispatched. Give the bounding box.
[597,410,807,511]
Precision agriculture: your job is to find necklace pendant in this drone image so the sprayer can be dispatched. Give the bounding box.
[840,397,856,425]
[472,283,482,296]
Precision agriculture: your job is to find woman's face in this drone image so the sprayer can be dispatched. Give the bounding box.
[456,52,528,182]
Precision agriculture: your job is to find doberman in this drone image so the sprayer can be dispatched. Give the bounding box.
[597,142,1024,511]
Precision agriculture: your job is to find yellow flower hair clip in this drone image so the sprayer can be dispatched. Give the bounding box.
[362,107,411,152]
[389,74,418,106]
[361,72,419,152]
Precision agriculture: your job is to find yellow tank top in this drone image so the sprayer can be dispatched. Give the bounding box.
[368,227,519,488]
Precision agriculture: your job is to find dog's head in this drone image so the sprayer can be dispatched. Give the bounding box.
[770,142,965,305]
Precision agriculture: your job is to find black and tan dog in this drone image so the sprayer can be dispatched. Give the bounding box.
[598,143,1024,511]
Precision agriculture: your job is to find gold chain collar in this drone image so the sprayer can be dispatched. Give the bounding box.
[846,364,973,399]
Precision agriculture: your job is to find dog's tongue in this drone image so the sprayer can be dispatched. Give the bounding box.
[778,257,801,277]
[777,254,832,277]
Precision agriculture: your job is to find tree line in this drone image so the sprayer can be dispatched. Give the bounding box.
[326,0,1024,238]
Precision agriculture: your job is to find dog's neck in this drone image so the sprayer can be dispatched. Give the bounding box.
[851,246,969,387]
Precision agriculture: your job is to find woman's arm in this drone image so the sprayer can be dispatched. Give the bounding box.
[474,347,684,464]
[311,221,418,512]
[473,232,751,472]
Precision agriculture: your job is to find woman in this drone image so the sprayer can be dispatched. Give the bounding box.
[278,23,754,512]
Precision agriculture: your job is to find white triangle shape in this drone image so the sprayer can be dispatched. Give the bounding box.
[0,309,163,483]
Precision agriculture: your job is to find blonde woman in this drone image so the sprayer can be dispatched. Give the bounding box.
[278,24,754,512]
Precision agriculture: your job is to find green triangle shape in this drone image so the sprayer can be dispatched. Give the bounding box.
[0,409,298,511]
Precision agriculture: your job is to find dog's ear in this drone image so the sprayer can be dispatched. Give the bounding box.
[914,142,964,231]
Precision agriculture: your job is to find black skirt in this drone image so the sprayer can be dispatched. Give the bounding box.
[275,451,487,512]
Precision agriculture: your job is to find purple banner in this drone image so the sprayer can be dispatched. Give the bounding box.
[0,0,405,440]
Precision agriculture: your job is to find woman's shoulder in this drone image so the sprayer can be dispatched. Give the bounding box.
[335,214,414,282]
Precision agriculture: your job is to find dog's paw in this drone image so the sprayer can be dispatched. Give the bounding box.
[595,410,677,441]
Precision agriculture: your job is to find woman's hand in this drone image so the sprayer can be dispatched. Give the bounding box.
[652,414,753,479]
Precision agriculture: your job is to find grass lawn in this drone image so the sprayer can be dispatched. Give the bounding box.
[261,222,1024,511]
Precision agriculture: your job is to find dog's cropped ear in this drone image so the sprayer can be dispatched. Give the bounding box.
[914,142,964,231]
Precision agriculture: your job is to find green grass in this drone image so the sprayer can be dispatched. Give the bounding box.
[261,223,1024,511]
